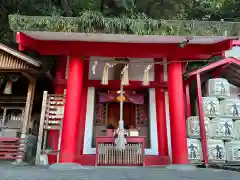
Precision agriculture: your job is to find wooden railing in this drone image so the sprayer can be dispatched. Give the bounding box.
[0,138,24,160]
[96,136,145,166]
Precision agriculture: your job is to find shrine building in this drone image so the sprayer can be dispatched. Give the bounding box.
[15,32,236,166]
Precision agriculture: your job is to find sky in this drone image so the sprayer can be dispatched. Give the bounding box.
[225,46,240,59]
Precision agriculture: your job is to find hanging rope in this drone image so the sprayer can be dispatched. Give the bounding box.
[115,83,126,150]
[119,84,124,129]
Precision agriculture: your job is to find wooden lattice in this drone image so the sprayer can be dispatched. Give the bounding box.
[135,105,148,126]
[97,143,143,165]
[95,103,107,125]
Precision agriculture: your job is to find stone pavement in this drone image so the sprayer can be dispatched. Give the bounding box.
[0,164,240,180]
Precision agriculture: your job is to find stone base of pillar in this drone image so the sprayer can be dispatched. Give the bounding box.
[12,160,29,166]
[166,164,197,171]
[49,163,90,170]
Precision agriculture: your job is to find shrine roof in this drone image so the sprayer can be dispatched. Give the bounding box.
[0,43,41,68]
[16,31,236,58]
[186,57,240,87]
[18,31,236,45]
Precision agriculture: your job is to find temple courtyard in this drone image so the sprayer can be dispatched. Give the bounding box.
[0,164,239,180]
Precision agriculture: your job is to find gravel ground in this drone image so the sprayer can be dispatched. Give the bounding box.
[0,163,240,180]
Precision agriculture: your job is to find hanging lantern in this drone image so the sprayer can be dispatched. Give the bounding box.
[101,63,110,85]
[121,64,129,85]
[4,80,12,95]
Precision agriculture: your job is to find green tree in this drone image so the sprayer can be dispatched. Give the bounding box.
[1,0,240,44]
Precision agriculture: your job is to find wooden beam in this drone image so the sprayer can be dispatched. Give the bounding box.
[233,40,240,46]
[0,69,35,73]
[22,79,36,135]
[22,72,35,81]
[196,73,209,166]
[17,78,36,163]
[35,91,48,165]
[188,57,238,77]
[211,63,232,78]
[185,83,191,117]
[88,80,168,89]
[45,71,54,81]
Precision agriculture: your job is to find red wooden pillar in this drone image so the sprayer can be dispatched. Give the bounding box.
[48,56,67,164]
[196,73,208,166]
[59,56,84,163]
[77,60,89,157]
[167,61,188,164]
[55,56,67,94]
[154,64,168,156]
[185,84,191,117]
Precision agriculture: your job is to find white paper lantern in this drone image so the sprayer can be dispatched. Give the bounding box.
[207,139,226,163]
[225,140,240,162]
[187,116,210,139]
[219,99,240,119]
[208,118,234,140]
[198,97,220,117]
[206,78,230,99]
[187,138,203,163]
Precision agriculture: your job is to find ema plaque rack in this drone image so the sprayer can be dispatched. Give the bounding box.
[35,91,65,165]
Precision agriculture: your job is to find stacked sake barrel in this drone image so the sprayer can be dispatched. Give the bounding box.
[187,78,240,164]
[220,96,240,164]
[186,116,209,163]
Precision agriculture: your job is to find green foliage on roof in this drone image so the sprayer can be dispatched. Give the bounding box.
[9,10,240,36]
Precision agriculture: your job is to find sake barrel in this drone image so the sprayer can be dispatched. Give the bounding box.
[234,120,240,140]
[208,118,234,140]
[206,78,230,99]
[225,141,240,162]
[207,139,226,163]
[219,99,240,119]
[187,138,203,163]
[187,116,210,138]
[198,97,220,117]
